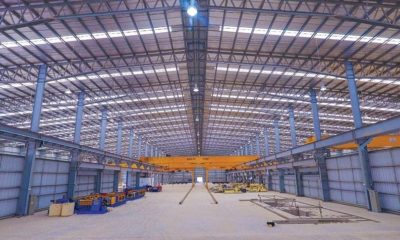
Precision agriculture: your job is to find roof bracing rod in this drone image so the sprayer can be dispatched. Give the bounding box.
[180,0,209,155]
[209,0,400,30]
[0,0,180,31]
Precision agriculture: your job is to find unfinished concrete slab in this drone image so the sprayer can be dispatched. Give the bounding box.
[0,184,399,240]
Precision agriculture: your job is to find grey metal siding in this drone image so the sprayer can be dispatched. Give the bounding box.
[302,174,322,199]
[126,171,137,188]
[0,154,23,218]
[101,170,114,193]
[75,169,96,197]
[326,154,366,206]
[369,149,400,212]
[271,174,280,191]
[208,170,227,183]
[31,158,69,210]
[284,174,296,194]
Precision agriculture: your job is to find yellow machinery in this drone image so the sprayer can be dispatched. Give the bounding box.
[246,184,267,192]
[305,135,400,150]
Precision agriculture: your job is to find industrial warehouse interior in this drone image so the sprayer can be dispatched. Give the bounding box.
[0,0,400,239]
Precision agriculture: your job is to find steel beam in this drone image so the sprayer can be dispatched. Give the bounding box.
[99,108,108,150]
[279,169,285,193]
[116,120,123,155]
[67,91,85,199]
[310,88,322,141]
[137,135,142,159]
[0,123,154,168]
[128,128,135,158]
[255,135,261,156]
[345,61,374,211]
[209,1,400,30]
[288,106,297,147]
[264,128,270,156]
[16,64,47,216]
[95,170,102,193]
[136,172,141,188]
[179,0,209,154]
[273,119,281,153]
[309,87,330,201]
[113,170,120,192]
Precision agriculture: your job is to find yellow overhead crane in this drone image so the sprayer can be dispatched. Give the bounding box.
[139,155,260,171]
[305,134,400,150]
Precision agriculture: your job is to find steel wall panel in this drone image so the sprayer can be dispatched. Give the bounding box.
[208,170,226,183]
[101,170,114,193]
[0,154,23,217]
[31,158,70,210]
[302,175,322,199]
[284,175,296,194]
[271,174,280,191]
[75,169,96,197]
[370,148,400,212]
[126,172,137,188]
[327,155,366,206]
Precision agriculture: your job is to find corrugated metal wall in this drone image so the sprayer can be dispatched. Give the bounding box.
[284,174,296,194]
[31,158,69,210]
[101,170,114,193]
[126,171,137,188]
[369,148,400,212]
[0,153,23,218]
[75,169,96,197]
[194,167,205,182]
[327,154,366,206]
[170,171,192,183]
[271,174,280,191]
[302,174,323,199]
[208,170,227,183]
[326,148,400,212]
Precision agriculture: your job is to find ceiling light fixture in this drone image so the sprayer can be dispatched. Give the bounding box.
[193,83,199,92]
[187,5,198,17]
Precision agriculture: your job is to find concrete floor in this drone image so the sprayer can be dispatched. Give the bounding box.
[1,184,400,240]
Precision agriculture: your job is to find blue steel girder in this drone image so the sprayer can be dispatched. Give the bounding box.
[247,114,400,166]
[180,0,209,155]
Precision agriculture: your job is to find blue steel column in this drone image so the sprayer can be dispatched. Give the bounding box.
[288,105,303,196]
[145,142,148,157]
[310,88,330,201]
[255,135,261,156]
[67,91,85,199]
[263,128,270,156]
[345,61,374,210]
[273,119,284,192]
[267,170,273,190]
[249,142,253,155]
[288,106,297,147]
[310,89,322,140]
[273,119,281,153]
[99,108,108,150]
[294,167,303,196]
[125,128,134,188]
[96,108,108,193]
[114,120,122,192]
[135,172,141,188]
[128,128,135,158]
[116,120,123,155]
[17,64,47,216]
[137,134,142,159]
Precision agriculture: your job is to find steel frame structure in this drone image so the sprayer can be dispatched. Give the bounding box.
[0,0,399,157]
